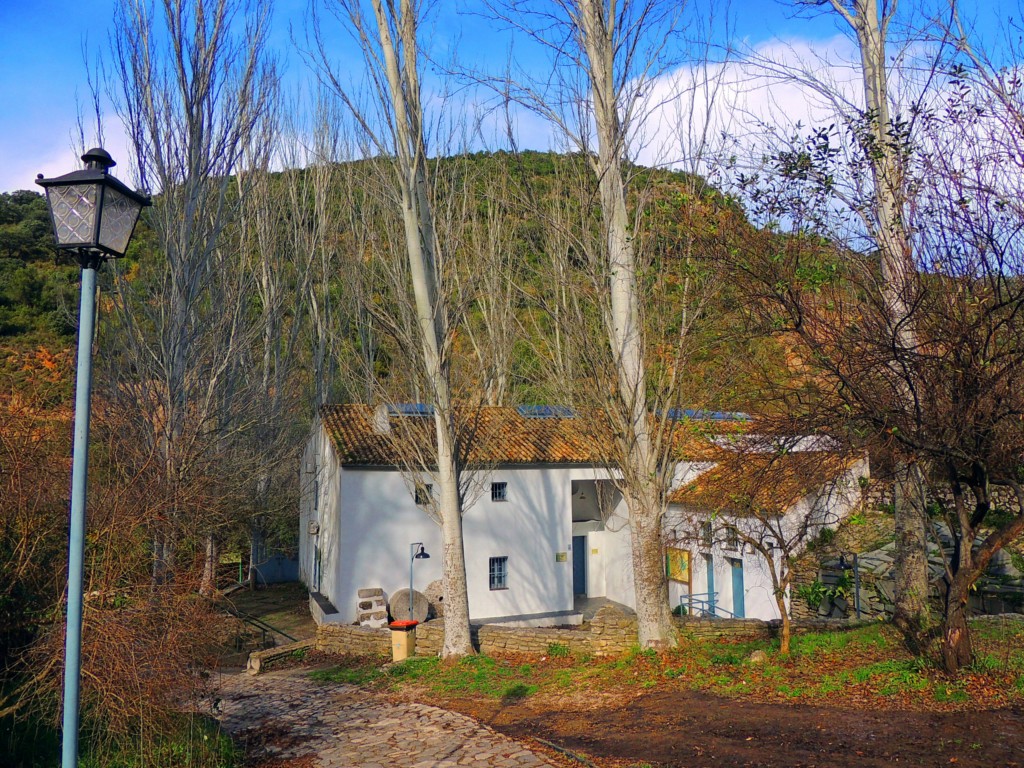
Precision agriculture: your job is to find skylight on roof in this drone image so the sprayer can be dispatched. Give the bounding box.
[516,405,575,419]
[387,403,435,417]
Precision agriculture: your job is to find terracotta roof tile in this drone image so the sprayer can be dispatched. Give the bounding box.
[319,404,735,466]
[668,451,856,515]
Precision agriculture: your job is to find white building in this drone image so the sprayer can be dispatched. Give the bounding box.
[298,404,867,626]
[667,451,869,620]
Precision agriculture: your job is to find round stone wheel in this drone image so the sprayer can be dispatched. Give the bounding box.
[422,579,444,618]
[389,588,430,623]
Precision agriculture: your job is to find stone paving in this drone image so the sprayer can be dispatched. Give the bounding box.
[212,667,555,767]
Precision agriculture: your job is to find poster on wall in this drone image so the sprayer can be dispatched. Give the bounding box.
[666,547,690,584]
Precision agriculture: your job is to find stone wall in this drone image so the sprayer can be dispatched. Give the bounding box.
[316,623,391,656]
[315,604,866,659]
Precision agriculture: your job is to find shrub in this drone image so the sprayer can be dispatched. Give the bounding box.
[546,642,570,658]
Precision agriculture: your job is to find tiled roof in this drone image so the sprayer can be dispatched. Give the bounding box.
[668,451,856,515]
[319,404,733,466]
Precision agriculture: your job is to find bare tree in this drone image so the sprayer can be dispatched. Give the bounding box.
[489,0,724,647]
[729,0,947,645]
[813,0,932,657]
[672,447,867,654]
[307,0,480,656]
[724,23,1024,667]
[103,0,279,585]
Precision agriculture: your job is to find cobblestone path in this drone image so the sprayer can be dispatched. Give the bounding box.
[213,668,556,768]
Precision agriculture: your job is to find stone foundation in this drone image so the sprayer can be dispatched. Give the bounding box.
[315,604,866,659]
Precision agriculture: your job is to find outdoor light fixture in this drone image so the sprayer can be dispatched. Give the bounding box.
[36,148,150,768]
[36,147,150,263]
[838,552,862,620]
[409,542,431,620]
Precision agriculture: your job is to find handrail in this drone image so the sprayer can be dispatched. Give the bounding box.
[220,602,298,644]
[681,591,736,619]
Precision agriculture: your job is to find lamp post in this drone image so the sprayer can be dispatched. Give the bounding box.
[409,543,430,620]
[36,148,151,768]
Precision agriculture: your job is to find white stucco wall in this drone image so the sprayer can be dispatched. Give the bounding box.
[316,457,608,624]
[298,419,343,607]
[299,417,869,626]
[667,454,870,621]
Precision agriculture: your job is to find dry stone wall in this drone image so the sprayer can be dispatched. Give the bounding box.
[316,623,390,656]
[315,604,865,659]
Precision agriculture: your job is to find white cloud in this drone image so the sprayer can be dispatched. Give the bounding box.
[632,34,866,174]
[1,119,135,195]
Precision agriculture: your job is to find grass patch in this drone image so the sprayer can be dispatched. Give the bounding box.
[546,642,570,658]
[304,618,1024,714]
[934,683,970,704]
[1,708,234,768]
[387,655,540,699]
[309,656,387,687]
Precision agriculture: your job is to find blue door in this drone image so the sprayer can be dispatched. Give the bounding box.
[572,535,587,595]
[730,558,745,618]
[704,554,715,616]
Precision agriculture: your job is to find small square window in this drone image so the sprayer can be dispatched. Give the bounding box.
[491,482,508,502]
[415,484,433,505]
[700,521,713,547]
[725,527,740,551]
[489,556,508,590]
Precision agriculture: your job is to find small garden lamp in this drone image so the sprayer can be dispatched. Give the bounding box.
[36,148,150,768]
[838,552,861,619]
[409,543,430,619]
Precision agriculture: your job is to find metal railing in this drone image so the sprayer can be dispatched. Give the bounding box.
[220,603,298,647]
[680,591,737,619]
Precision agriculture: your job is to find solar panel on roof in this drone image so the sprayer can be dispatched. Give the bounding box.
[664,408,750,421]
[516,404,575,419]
[386,403,435,416]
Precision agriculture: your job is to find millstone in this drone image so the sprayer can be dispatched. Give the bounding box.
[389,588,431,623]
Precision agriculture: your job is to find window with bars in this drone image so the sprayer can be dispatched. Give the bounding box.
[491,482,508,502]
[414,484,432,505]
[489,556,508,590]
[700,521,713,547]
[724,527,740,552]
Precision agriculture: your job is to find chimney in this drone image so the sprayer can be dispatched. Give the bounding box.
[372,404,390,435]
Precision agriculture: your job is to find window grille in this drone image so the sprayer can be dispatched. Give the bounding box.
[489,556,508,590]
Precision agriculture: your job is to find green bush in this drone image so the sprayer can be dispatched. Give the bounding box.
[796,580,829,610]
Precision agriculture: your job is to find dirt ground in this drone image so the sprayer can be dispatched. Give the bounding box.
[434,689,1024,768]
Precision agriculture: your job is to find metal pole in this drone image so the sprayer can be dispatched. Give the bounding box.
[61,256,99,768]
[409,544,415,620]
[853,554,861,620]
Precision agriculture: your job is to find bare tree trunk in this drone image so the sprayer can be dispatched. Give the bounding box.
[940,575,972,672]
[313,0,476,655]
[200,532,218,597]
[580,0,676,648]
[893,463,929,642]
[826,0,929,639]
[776,593,791,655]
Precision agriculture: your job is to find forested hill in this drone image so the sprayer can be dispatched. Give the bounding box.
[0,152,772,409]
[0,191,82,397]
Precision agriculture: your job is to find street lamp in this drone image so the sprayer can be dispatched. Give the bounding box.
[36,148,151,768]
[409,543,430,620]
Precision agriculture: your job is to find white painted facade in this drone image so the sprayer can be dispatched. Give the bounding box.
[667,454,869,620]
[300,415,628,624]
[300,414,868,625]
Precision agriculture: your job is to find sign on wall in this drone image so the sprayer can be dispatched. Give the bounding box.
[666,547,690,584]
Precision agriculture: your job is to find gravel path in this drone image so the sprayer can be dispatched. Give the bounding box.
[213,667,556,768]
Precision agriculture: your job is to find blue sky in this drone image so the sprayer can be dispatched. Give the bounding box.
[0,1,1017,194]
